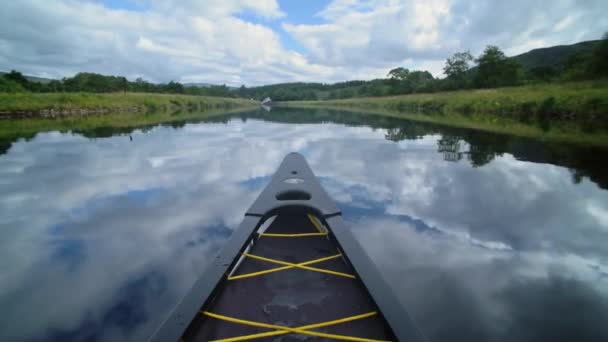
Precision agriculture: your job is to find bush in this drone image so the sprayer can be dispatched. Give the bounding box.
[0,77,26,93]
[421,100,445,114]
[455,103,475,116]
[517,101,537,123]
[538,96,556,116]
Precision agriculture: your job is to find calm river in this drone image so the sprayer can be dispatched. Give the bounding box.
[1,107,607,341]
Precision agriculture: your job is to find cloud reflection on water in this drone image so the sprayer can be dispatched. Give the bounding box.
[0,111,607,341]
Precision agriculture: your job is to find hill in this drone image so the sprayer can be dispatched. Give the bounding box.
[0,71,54,84]
[2,39,604,100]
[240,39,604,100]
[511,40,601,72]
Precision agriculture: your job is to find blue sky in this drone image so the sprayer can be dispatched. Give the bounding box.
[237,0,330,53]
[101,0,149,11]
[1,0,607,85]
[276,0,329,25]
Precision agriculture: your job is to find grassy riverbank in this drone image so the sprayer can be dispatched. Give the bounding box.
[286,81,608,121]
[0,92,256,113]
[0,92,257,145]
[0,106,256,148]
[285,81,608,147]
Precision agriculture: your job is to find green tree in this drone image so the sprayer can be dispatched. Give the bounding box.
[408,70,434,84]
[238,85,247,97]
[527,66,557,82]
[443,51,473,84]
[119,76,128,93]
[44,80,63,92]
[0,77,26,92]
[409,70,434,92]
[588,32,608,77]
[562,50,592,80]
[386,68,434,94]
[387,67,410,80]
[164,81,185,94]
[4,70,30,87]
[475,45,521,88]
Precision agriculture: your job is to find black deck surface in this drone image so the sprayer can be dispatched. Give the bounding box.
[182,213,393,341]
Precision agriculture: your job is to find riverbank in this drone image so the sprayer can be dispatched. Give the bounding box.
[0,92,257,147]
[0,92,257,118]
[284,81,608,148]
[286,81,608,122]
[0,106,258,152]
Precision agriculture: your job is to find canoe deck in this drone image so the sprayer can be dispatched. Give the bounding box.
[181,212,394,341]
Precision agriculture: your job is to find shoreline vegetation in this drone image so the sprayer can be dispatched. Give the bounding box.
[282,81,608,148]
[0,81,607,148]
[1,38,607,147]
[0,92,256,118]
[0,93,257,145]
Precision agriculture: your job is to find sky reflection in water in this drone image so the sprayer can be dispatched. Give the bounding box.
[1,108,607,341]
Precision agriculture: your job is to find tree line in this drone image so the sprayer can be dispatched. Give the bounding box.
[239,34,608,101]
[0,71,237,97]
[1,34,606,100]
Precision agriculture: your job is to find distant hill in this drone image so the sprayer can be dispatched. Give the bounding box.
[0,72,239,89]
[184,82,238,90]
[511,40,600,72]
[0,71,54,84]
[183,82,215,87]
[1,39,602,93]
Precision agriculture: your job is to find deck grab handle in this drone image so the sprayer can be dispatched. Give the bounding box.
[276,190,311,201]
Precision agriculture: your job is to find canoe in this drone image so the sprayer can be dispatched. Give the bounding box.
[149,153,424,342]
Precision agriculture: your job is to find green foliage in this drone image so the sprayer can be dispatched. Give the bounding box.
[242,40,605,102]
[512,40,600,73]
[238,81,355,101]
[527,66,558,82]
[387,67,410,80]
[444,51,473,85]
[0,77,26,93]
[588,34,608,77]
[62,72,129,92]
[288,81,608,148]
[475,45,522,87]
[562,50,593,80]
[384,69,434,95]
[559,34,608,81]
[0,71,239,98]
[290,80,608,131]
[0,92,256,112]
[407,71,434,84]
[2,38,606,105]
[0,98,257,146]
[4,70,29,86]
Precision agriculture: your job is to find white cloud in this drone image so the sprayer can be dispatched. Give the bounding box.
[0,0,331,85]
[143,0,285,19]
[1,111,608,340]
[284,0,608,77]
[0,0,607,84]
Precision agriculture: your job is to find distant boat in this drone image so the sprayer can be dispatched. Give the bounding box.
[261,104,271,112]
[261,97,272,106]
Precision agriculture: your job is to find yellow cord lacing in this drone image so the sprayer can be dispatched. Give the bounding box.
[201,311,390,342]
[181,214,389,341]
[227,252,355,280]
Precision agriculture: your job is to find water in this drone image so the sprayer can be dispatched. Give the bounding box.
[1,107,607,341]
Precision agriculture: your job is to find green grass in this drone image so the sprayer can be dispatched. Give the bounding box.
[286,80,608,148]
[0,106,255,144]
[0,92,257,143]
[0,92,257,112]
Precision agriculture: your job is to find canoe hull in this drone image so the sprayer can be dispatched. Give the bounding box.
[149,153,424,342]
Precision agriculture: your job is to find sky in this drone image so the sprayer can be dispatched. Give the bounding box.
[0,0,607,86]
